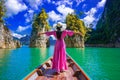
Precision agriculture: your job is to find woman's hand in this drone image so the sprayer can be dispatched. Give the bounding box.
[37,32,45,36]
[75,32,83,36]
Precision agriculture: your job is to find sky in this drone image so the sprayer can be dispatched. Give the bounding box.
[4,0,106,39]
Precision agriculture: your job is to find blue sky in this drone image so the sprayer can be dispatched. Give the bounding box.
[4,0,106,38]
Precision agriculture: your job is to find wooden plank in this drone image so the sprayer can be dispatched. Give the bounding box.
[24,55,90,80]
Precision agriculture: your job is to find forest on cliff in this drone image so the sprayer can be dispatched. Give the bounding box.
[1,0,120,47]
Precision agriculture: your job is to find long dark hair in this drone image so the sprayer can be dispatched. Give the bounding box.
[56,26,62,39]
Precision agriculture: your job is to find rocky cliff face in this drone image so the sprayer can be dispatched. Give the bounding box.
[29,27,49,48]
[97,0,120,44]
[0,23,21,48]
[65,35,84,48]
[86,0,120,47]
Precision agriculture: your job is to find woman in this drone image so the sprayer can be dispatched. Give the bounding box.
[38,22,82,74]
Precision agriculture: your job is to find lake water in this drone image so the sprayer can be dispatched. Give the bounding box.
[0,45,120,80]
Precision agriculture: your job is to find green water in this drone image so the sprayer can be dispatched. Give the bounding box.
[0,46,120,80]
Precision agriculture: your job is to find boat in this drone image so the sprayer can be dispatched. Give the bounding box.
[24,55,90,80]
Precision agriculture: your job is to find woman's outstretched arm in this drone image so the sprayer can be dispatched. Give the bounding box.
[74,32,83,36]
[38,31,55,36]
[38,32,45,35]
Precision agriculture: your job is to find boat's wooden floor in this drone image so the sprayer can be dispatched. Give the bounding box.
[36,64,77,80]
[24,56,89,80]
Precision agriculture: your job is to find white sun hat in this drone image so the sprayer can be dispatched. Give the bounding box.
[53,22,66,31]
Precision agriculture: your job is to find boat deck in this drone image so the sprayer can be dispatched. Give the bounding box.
[36,64,78,80]
[24,56,89,80]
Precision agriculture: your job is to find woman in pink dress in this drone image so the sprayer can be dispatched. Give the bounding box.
[38,22,82,74]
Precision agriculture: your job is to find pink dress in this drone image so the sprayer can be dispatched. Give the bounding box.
[45,30,74,72]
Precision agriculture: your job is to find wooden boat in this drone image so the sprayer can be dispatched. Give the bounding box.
[24,55,90,80]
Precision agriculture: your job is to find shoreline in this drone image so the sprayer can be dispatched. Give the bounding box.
[85,43,120,48]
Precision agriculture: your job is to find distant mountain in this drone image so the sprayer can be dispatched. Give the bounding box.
[12,32,25,39]
[0,22,21,48]
[13,36,20,40]
[20,35,30,45]
[13,35,30,45]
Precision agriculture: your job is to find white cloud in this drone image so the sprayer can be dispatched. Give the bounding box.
[83,16,95,24]
[53,0,82,6]
[47,0,51,3]
[82,4,87,9]
[52,1,55,4]
[76,0,85,6]
[50,35,56,40]
[5,0,27,16]
[12,32,26,39]
[46,0,84,7]
[26,0,43,10]
[53,0,73,7]
[28,9,34,14]
[82,0,106,27]
[25,18,31,23]
[24,9,34,23]
[97,0,106,8]
[85,8,97,16]
[16,25,31,32]
[48,11,62,22]
[57,5,74,16]
[24,13,27,17]
[48,5,74,23]
[83,8,97,27]
[46,0,85,7]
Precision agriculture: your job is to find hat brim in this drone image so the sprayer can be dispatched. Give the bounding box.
[53,22,66,31]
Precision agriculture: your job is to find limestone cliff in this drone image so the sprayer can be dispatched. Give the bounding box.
[65,35,84,48]
[65,13,87,48]
[86,0,120,47]
[29,27,49,48]
[0,22,21,48]
[29,9,50,48]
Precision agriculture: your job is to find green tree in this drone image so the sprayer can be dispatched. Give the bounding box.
[0,0,5,22]
[66,13,87,37]
[65,13,90,47]
[32,8,50,31]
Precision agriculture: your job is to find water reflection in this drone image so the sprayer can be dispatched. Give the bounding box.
[0,46,120,80]
[0,49,16,79]
[48,45,54,56]
[67,48,104,80]
[29,48,48,66]
[0,49,11,58]
[84,48,103,80]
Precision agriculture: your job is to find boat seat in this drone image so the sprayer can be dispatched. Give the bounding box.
[73,71,86,80]
[67,58,72,63]
[68,62,74,67]
[73,71,81,77]
[50,58,53,61]
[71,64,79,72]
[38,64,47,72]
[36,69,43,76]
[45,60,52,67]
[45,62,51,67]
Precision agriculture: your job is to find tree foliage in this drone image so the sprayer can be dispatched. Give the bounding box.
[86,0,120,44]
[32,8,50,31]
[0,0,5,22]
[66,13,88,37]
